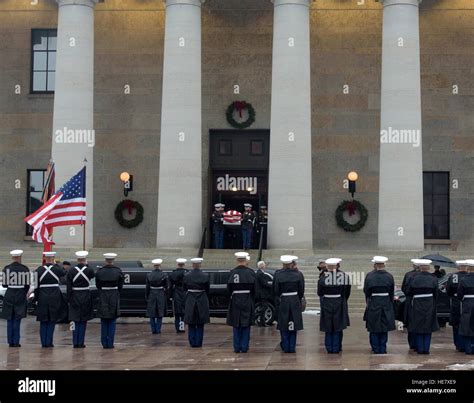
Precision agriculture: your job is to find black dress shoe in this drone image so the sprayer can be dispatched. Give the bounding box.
[14,344,21,348]
[9,343,14,347]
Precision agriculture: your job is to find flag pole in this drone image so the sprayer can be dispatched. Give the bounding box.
[82,158,87,251]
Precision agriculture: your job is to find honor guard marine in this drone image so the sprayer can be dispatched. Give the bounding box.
[146,259,169,334]
[183,258,210,347]
[67,251,95,348]
[0,250,30,347]
[363,256,396,354]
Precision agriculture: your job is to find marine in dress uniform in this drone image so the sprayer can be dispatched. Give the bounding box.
[0,250,30,347]
[241,204,257,250]
[401,260,420,350]
[317,258,351,353]
[169,258,189,333]
[446,260,469,352]
[66,251,95,348]
[95,253,124,349]
[146,259,169,334]
[227,252,256,353]
[212,203,225,249]
[255,261,273,327]
[405,259,440,354]
[183,258,210,347]
[35,251,66,348]
[273,255,305,353]
[363,256,396,354]
[457,259,474,355]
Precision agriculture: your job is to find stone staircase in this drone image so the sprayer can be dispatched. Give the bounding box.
[0,245,467,313]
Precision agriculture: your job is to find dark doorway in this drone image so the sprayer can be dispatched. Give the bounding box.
[209,130,269,249]
[423,171,450,239]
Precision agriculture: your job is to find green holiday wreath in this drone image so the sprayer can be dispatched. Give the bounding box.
[115,199,144,229]
[226,101,256,129]
[335,200,368,232]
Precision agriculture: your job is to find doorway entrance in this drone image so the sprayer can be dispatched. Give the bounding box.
[209,130,269,249]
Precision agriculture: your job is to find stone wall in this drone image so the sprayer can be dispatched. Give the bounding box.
[0,0,472,249]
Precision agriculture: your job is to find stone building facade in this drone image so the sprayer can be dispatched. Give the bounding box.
[0,0,473,250]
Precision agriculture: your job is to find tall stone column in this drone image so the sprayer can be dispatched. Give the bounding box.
[378,0,424,250]
[51,0,98,247]
[267,0,313,249]
[157,0,204,248]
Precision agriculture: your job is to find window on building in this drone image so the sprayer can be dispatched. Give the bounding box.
[250,140,264,156]
[31,29,57,93]
[423,171,449,239]
[26,169,46,236]
[218,140,232,156]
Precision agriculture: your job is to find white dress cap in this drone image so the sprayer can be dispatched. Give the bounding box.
[235,251,249,259]
[244,203,252,208]
[190,258,204,263]
[463,259,474,267]
[10,249,23,257]
[291,256,299,262]
[411,258,432,266]
[75,251,89,258]
[103,253,117,259]
[43,251,56,257]
[325,258,342,265]
[176,258,187,264]
[371,256,388,264]
[456,260,466,266]
[280,255,294,264]
[152,259,163,265]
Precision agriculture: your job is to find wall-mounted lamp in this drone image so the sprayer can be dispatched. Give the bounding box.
[347,171,358,198]
[120,171,133,197]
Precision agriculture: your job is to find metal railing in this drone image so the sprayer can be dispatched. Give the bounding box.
[198,227,207,258]
[257,225,265,262]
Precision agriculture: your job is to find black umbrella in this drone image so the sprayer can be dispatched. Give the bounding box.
[422,254,457,268]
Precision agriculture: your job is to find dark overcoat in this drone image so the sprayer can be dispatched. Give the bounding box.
[226,265,256,327]
[66,263,95,322]
[145,269,168,318]
[169,268,188,315]
[183,269,210,325]
[0,262,30,320]
[317,270,351,332]
[458,273,474,337]
[272,268,305,331]
[35,264,67,322]
[95,264,124,319]
[405,271,440,334]
[363,269,396,333]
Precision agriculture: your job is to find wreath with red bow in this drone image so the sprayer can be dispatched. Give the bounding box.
[226,101,256,129]
[335,200,368,232]
[114,199,144,228]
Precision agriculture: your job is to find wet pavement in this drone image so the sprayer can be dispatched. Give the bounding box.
[0,314,473,371]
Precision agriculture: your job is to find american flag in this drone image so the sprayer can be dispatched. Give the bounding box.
[24,167,86,246]
[223,210,242,226]
[44,167,86,228]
